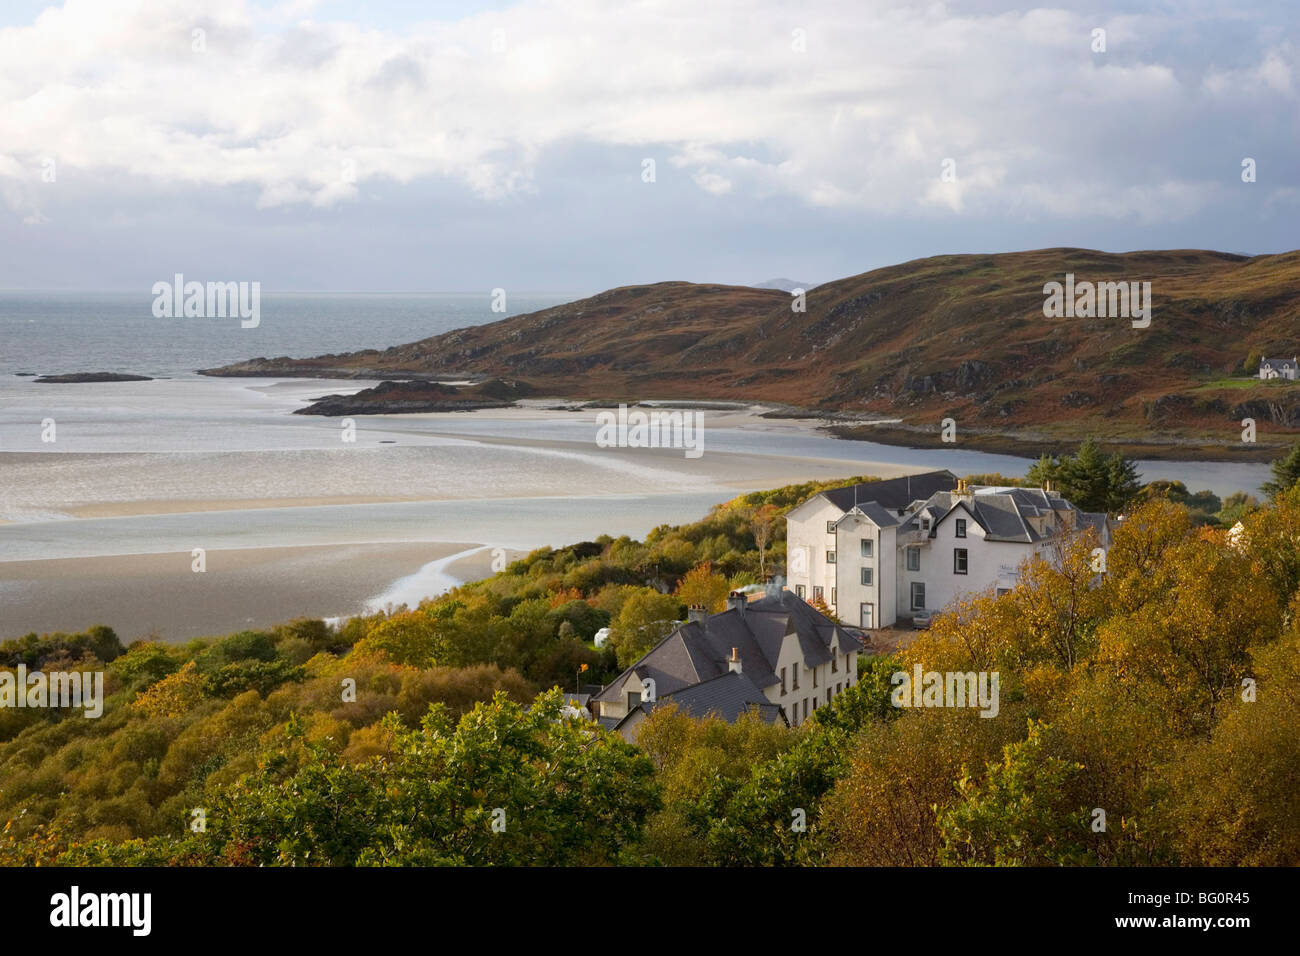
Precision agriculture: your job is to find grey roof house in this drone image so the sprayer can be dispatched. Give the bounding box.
[592,588,865,741]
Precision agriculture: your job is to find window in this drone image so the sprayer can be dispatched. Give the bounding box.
[803,698,809,719]
[826,520,837,534]
[956,518,967,538]
[792,666,799,691]
[996,587,1011,597]
[954,548,968,575]
[837,683,842,695]
[831,588,836,606]
[796,584,806,599]
[826,550,836,563]
[813,586,823,603]
[860,538,873,558]
[911,582,926,611]
[921,516,930,531]
[627,691,641,710]
[906,547,920,571]
[813,667,818,689]
[780,666,787,695]
[860,567,873,586]
[831,647,839,673]
[826,689,831,705]
[812,698,817,711]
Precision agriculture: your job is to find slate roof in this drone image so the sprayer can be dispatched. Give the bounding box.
[593,589,863,706]
[820,470,958,515]
[1262,357,1297,368]
[899,487,1108,543]
[618,671,786,727]
[835,499,905,529]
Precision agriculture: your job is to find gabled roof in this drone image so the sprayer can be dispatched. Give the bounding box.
[899,487,1107,544]
[1262,356,1297,367]
[618,671,786,728]
[819,470,957,515]
[593,589,863,706]
[835,500,904,529]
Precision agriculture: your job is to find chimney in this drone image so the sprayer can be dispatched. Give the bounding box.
[687,605,708,623]
[726,590,746,614]
[727,647,742,674]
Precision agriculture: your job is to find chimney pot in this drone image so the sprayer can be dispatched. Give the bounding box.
[728,647,742,674]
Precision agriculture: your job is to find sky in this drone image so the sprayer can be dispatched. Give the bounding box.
[0,0,1296,292]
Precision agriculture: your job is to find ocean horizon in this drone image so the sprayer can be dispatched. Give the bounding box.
[0,290,582,379]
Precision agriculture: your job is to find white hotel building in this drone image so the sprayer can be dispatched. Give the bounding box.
[784,470,1110,628]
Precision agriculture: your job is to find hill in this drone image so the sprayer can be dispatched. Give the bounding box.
[202,248,1300,457]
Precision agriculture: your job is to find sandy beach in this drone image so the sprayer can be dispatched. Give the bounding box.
[0,541,485,643]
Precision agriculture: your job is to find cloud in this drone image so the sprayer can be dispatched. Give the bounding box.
[0,0,1295,224]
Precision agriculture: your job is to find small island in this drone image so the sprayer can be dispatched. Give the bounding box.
[34,372,154,383]
[293,378,534,415]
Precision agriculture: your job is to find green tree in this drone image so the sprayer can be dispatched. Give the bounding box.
[1024,453,1062,488]
[1261,440,1300,497]
[609,590,683,668]
[63,691,660,867]
[1215,490,1259,526]
[1055,438,1140,513]
[937,721,1092,866]
[1028,439,1141,513]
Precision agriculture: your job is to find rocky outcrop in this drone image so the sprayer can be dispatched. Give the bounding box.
[35,372,153,383]
[293,378,533,415]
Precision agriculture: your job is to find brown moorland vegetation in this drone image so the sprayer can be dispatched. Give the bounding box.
[203,248,1300,456]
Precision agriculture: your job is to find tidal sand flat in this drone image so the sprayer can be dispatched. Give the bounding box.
[0,376,1271,643]
[0,542,476,642]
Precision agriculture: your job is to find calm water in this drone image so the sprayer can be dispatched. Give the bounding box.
[0,290,580,378]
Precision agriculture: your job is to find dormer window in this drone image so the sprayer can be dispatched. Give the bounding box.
[921,516,931,531]
[956,518,967,538]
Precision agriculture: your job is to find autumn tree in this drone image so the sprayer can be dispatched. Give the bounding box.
[65,691,661,867]
[741,503,782,579]
[674,561,731,614]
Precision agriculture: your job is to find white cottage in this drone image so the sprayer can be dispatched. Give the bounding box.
[1259,357,1298,381]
